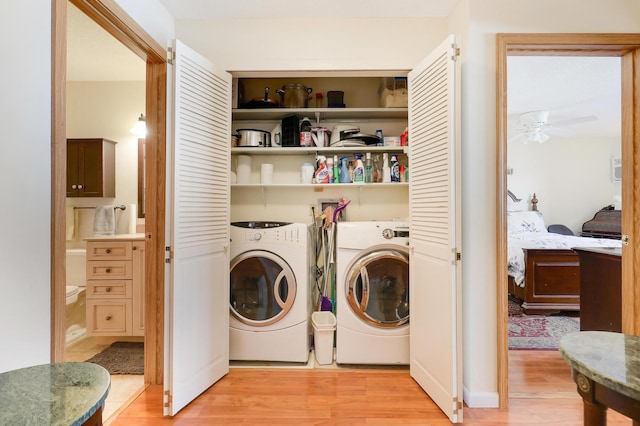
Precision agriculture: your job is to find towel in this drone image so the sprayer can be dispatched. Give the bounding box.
[93,205,115,236]
[66,206,76,241]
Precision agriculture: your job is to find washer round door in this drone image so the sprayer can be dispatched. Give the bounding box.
[346,247,409,328]
[230,250,296,326]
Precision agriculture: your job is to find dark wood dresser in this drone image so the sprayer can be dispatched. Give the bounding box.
[574,247,621,332]
[581,209,622,239]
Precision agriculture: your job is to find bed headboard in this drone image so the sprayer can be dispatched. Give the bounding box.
[507,190,538,211]
[507,190,520,202]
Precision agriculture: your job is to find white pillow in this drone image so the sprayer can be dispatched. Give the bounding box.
[507,196,527,212]
[507,211,548,234]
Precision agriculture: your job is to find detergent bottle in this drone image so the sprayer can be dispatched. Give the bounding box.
[382,153,391,183]
[315,156,329,184]
[352,153,365,183]
[300,117,312,147]
[339,156,351,183]
[326,156,335,183]
[332,155,339,184]
[390,154,400,182]
[364,152,373,183]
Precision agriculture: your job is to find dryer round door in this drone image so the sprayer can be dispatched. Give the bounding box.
[230,250,296,326]
[346,247,409,328]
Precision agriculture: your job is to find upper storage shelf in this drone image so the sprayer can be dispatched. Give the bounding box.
[234,75,408,121]
[232,107,408,121]
[231,146,407,156]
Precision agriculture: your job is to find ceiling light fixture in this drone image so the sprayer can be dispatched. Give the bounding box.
[130,113,146,137]
[525,128,549,144]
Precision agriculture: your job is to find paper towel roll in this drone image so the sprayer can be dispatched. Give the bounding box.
[261,163,274,184]
[237,155,252,184]
[128,204,137,234]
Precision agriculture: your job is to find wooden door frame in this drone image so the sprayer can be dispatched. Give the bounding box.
[496,33,640,407]
[51,0,167,385]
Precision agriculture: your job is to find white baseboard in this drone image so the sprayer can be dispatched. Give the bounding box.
[463,385,499,408]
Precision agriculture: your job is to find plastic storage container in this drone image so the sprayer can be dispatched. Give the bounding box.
[312,311,336,365]
[378,77,408,108]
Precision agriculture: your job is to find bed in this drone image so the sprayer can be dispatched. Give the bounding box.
[507,191,622,315]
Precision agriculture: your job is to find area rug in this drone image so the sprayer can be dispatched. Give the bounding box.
[508,316,579,350]
[85,342,144,375]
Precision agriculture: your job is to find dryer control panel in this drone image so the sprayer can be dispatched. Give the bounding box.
[382,228,409,239]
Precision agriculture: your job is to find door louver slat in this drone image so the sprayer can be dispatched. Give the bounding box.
[410,50,450,245]
[175,55,230,248]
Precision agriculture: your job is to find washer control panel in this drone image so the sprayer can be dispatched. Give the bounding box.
[231,222,306,248]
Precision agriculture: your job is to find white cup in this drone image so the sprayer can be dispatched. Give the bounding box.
[301,163,314,184]
[236,155,251,184]
[261,163,274,184]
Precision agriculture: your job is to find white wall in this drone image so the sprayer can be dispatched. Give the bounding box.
[508,137,621,233]
[175,18,449,72]
[114,0,176,47]
[66,81,145,240]
[0,0,53,372]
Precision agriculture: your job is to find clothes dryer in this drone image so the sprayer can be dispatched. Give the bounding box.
[229,221,314,362]
[335,221,410,364]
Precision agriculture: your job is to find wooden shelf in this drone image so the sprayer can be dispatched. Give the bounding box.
[232,107,407,121]
[231,183,409,188]
[231,146,407,155]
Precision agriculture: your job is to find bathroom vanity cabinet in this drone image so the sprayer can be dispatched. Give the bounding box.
[85,235,145,337]
[67,138,116,198]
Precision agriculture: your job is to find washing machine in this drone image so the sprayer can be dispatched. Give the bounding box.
[229,221,314,362]
[335,221,410,365]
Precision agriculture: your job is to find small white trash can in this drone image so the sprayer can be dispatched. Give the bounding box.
[311,311,337,365]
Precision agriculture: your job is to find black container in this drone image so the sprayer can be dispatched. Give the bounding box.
[327,90,345,108]
[281,115,300,147]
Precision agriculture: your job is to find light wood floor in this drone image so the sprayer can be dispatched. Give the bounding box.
[110,350,632,425]
[66,336,145,422]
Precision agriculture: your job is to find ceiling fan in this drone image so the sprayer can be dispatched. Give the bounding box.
[508,110,598,143]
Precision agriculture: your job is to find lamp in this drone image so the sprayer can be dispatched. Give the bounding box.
[130,113,146,137]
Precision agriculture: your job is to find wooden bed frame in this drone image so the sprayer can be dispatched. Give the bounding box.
[508,249,580,314]
[507,190,581,315]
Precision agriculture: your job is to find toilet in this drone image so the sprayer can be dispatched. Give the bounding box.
[66,285,80,304]
[66,248,87,345]
[66,248,87,289]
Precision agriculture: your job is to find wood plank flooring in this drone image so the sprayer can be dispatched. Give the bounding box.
[110,351,632,425]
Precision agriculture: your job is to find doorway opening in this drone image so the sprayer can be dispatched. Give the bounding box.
[496,33,640,407]
[52,0,168,410]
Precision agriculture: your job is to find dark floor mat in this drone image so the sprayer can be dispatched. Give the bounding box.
[85,341,144,375]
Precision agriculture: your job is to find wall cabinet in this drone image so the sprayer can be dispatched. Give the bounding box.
[85,237,145,337]
[67,138,116,197]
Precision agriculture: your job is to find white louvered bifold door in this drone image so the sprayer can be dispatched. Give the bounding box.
[408,35,463,423]
[165,40,231,416]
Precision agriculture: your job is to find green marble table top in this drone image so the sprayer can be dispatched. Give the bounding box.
[560,331,640,400]
[0,362,110,425]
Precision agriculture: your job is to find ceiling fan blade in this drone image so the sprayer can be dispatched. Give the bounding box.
[508,133,529,144]
[548,115,598,127]
[545,127,576,137]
